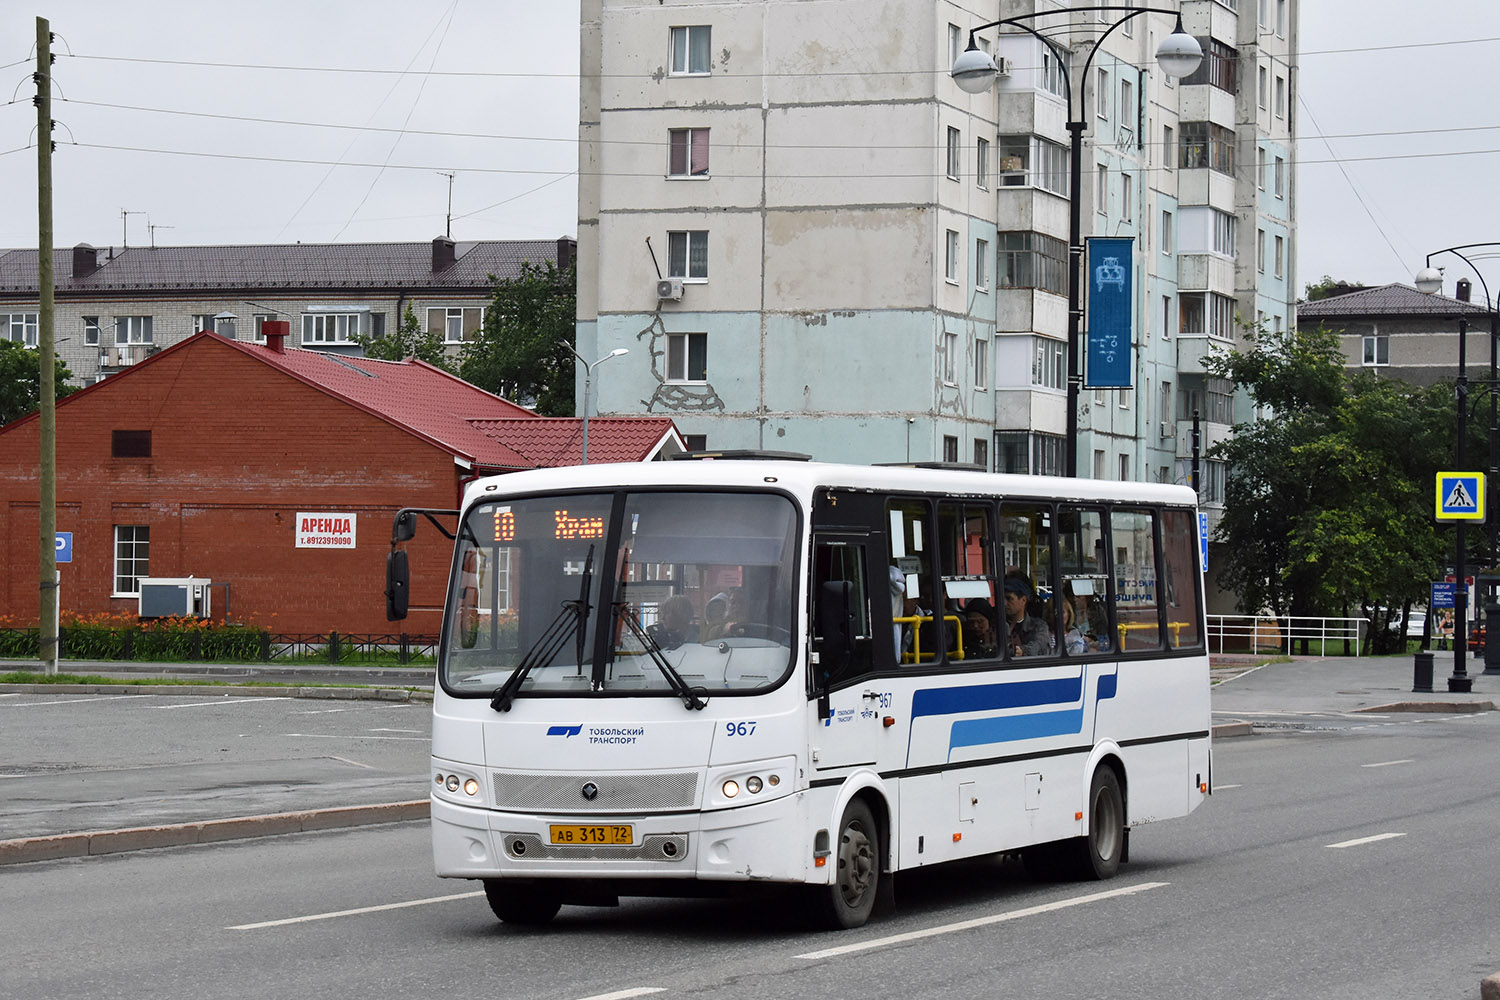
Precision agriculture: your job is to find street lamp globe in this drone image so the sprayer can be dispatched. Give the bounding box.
[951,41,999,94]
[1155,18,1203,79]
[1414,266,1444,295]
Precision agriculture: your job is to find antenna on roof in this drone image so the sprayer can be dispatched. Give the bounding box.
[436,171,455,239]
[147,218,173,249]
[120,208,143,248]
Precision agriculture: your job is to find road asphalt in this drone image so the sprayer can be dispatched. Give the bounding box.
[1,651,1495,866]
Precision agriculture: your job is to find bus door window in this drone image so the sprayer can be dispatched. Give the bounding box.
[812,537,876,684]
[1058,506,1111,655]
[1160,508,1204,648]
[939,501,999,660]
[998,504,1057,659]
[887,499,939,665]
[1112,508,1164,651]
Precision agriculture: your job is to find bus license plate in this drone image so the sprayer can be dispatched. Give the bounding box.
[549,824,633,846]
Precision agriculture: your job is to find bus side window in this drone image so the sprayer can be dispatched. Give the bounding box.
[939,501,998,660]
[998,503,1057,659]
[812,539,875,682]
[1160,508,1204,648]
[1058,506,1111,655]
[1112,508,1163,651]
[887,499,938,665]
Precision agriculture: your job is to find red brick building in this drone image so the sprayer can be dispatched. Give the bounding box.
[0,330,681,636]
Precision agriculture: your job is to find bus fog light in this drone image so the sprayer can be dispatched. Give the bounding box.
[768,774,780,787]
[746,776,763,794]
[463,778,479,796]
[446,775,460,792]
[722,780,740,798]
[435,773,445,785]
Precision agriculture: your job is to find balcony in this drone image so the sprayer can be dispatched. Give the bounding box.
[100,344,157,370]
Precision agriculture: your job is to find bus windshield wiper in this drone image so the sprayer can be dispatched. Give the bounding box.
[614,603,708,711]
[491,546,593,712]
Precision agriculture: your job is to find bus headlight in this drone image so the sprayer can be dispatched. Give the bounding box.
[722,779,740,798]
[746,776,763,794]
[446,775,460,792]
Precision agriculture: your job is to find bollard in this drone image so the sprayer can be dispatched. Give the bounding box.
[1412,650,1434,693]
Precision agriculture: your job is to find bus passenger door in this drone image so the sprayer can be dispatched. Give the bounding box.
[810,534,886,771]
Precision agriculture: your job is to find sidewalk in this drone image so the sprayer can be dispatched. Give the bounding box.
[1,653,1495,866]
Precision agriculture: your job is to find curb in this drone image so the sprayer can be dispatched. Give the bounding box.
[1211,722,1254,739]
[1357,701,1496,714]
[0,800,430,866]
[0,682,432,703]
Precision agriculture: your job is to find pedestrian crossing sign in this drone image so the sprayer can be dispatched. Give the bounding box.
[1436,472,1486,521]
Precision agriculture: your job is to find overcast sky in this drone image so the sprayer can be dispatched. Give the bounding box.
[2,1,1497,301]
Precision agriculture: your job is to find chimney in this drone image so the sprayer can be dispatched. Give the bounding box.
[556,236,575,270]
[432,236,456,272]
[1457,278,1472,302]
[263,319,289,355]
[72,243,101,278]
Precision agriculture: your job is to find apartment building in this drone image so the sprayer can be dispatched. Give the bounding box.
[576,0,1298,514]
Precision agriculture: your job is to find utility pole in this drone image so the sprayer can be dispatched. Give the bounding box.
[36,17,58,674]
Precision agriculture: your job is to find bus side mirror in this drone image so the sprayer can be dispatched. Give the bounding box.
[815,581,854,718]
[386,549,410,621]
[392,510,418,544]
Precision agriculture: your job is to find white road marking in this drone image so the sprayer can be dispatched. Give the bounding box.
[795,882,1167,961]
[292,708,350,715]
[281,733,427,741]
[229,890,484,930]
[328,755,376,770]
[1327,832,1407,849]
[370,728,425,734]
[156,697,293,709]
[0,696,119,708]
[1214,783,1243,789]
[574,991,666,1000]
[1361,759,1414,768]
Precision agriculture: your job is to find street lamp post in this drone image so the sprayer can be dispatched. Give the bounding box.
[559,343,628,465]
[1417,251,1500,678]
[953,7,1201,477]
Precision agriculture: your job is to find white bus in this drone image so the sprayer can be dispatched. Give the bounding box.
[386,457,1211,929]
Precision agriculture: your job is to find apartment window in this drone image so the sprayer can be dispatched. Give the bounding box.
[945,230,960,283]
[1121,173,1133,222]
[668,230,709,280]
[999,232,1068,296]
[1257,146,1266,189]
[1275,75,1285,118]
[1212,209,1236,256]
[113,525,150,596]
[942,331,959,384]
[666,332,707,382]
[974,337,988,390]
[427,306,484,344]
[1180,377,1235,424]
[1161,210,1173,254]
[975,238,989,291]
[111,430,151,458]
[251,314,276,343]
[114,316,153,345]
[1274,235,1284,277]
[1162,125,1174,171]
[670,25,711,75]
[1258,66,1268,109]
[997,135,1070,196]
[1097,162,1108,213]
[668,128,709,177]
[683,433,708,452]
[1276,0,1286,37]
[1184,38,1238,93]
[1119,454,1130,482]
[192,313,219,333]
[1161,381,1173,428]
[949,23,962,68]
[1259,0,1269,27]
[1033,337,1065,389]
[1363,333,1389,367]
[4,312,39,347]
[1257,229,1266,272]
[1097,68,1109,119]
[973,437,988,471]
[946,127,961,181]
[1180,292,1236,339]
[1179,122,1235,174]
[976,137,989,189]
[943,436,959,463]
[302,313,360,344]
[1162,295,1173,339]
[1093,450,1107,479]
[1040,46,1070,98]
[1274,156,1286,197]
[1120,78,1134,128]
[83,316,100,346]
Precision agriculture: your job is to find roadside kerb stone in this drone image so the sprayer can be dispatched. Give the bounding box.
[1357,701,1495,714]
[0,800,430,866]
[1210,722,1254,739]
[0,682,431,703]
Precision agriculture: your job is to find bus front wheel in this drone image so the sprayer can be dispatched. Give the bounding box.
[483,879,562,925]
[812,798,881,929]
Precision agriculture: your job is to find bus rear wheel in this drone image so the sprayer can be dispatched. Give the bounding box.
[812,798,880,929]
[1066,766,1124,880]
[483,879,562,925]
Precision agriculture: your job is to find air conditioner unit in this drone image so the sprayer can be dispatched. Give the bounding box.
[1160,420,1177,439]
[656,278,684,301]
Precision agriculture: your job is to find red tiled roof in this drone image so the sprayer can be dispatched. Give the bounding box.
[468,418,684,468]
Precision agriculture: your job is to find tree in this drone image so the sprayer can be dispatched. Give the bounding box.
[0,340,78,426]
[459,260,577,416]
[1304,275,1366,302]
[1207,324,1451,652]
[356,307,455,372]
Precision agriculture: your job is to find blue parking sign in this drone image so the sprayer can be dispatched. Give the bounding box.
[55,532,72,563]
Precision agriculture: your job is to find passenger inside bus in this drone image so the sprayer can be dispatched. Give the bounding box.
[648,594,698,649]
[1003,575,1052,657]
[963,598,999,658]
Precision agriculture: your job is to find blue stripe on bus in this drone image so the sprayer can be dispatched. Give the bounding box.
[950,707,1085,749]
[910,675,1083,718]
[1098,671,1117,701]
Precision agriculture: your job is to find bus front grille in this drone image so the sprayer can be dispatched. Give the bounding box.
[492,771,700,812]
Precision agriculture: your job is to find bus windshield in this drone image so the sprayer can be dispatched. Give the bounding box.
[442,490,800,699]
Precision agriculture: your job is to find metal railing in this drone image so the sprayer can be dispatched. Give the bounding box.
[1206,615,1368,657]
